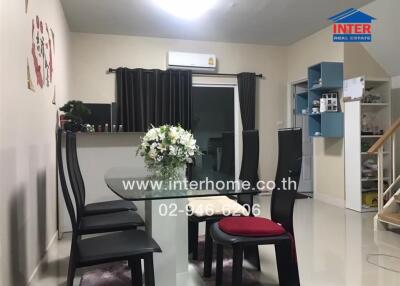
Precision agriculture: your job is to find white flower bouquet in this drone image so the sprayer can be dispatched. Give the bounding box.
[137,125,201,180]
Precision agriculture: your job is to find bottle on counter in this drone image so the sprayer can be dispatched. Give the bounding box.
[112,124,117,132]
[104,123,109,132]
[118,125,124,132]
[97,125,102,132]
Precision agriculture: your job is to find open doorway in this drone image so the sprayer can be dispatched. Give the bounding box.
[290,80,314,196]
[191,86,236,184]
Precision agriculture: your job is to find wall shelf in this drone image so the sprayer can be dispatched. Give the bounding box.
[295,92,308,115]
[360,152,389,155]
[296,91,308,96]
[360,103,388,107]
[361,135,382,138]
[308,62,343,90]
[361,207,378,213]
[361,177,390,182]
[296,62,344,138]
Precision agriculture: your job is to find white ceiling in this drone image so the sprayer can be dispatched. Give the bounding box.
[61,0,373,45]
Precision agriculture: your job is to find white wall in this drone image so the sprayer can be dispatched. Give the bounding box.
[344,43,388,80]
[70,32,288,182]
[0,0,71,285]
[392,89,400,176]
[288,27,344,82]
[392,76,400,89]
[0,1,4,283]
[287,27,346,206]
[361,0,400,77]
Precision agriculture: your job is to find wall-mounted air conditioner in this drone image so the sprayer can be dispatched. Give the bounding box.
[167,51,217,72]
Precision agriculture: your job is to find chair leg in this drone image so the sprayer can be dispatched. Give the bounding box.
[188,220,193,255]
[66,249,76,286]
[191,221,199,260]
[244,245,261,271]
[275,241,300,286]
[144,254,155,286]
[130,258,143,286]
[204,221,213,277]
[232,245,243,286]
[216,244,223,286]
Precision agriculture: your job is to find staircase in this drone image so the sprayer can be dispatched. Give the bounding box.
[369,118,400,231]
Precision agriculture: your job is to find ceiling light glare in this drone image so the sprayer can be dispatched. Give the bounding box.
[153,0,217,20]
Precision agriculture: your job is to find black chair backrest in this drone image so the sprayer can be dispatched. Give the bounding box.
[239,130,259,186]
[65,132,85,217]
[271,128,302,236]
[238,130,259,206]
[274,128,302,191]
[68,132,86,203]
[56,129,78,235]
[220,131,235,176]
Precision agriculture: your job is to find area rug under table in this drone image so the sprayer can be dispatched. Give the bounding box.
[80,237,263,286]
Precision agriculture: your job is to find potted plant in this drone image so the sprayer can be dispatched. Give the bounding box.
[60,100,91,132]
[59,100,91,132]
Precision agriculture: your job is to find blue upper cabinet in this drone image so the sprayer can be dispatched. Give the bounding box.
[321,112,344,138]
[308,62,344,91]
[306,62,344,138]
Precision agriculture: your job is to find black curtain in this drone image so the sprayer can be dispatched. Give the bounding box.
[116,68,192,132]
[237,72,256,130]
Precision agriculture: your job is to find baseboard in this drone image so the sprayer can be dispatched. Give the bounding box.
[314,192,345,208]
[26,231,58,285]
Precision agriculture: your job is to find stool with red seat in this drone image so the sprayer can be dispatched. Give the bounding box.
[210,128,302,286]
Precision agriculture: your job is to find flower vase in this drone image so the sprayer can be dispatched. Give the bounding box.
[150,165,186,185]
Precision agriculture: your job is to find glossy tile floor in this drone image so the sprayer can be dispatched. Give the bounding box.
[29,197,400,286]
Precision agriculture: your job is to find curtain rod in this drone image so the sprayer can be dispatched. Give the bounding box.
[107,68,263,78]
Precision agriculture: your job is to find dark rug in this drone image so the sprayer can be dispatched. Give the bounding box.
[80,263,131,286]
[80,237,263,286]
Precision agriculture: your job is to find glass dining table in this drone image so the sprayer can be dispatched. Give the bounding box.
[105,166,261,286]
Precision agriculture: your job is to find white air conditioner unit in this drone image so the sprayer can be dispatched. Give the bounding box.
[167,51,217,72]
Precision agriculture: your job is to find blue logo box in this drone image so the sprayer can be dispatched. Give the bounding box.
[333,34,372,42]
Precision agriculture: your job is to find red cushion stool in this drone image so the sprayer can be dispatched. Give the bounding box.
[218,216,287,237]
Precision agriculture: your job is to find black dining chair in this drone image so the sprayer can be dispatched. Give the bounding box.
[57,129,161,286]
[188,130,260,277]
[220,131,235,175]
[210,128,302,286]
[63,131,144,234]
[66,131,137,216]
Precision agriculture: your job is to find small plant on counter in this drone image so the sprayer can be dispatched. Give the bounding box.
[60,100,91,132]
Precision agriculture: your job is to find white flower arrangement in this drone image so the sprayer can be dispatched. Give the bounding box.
[137,125,201,179]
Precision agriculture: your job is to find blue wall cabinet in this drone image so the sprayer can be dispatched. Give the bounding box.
[296,62,344,138]
[321,112,344,137]
[308,62,343,90]
[308,114,322,136]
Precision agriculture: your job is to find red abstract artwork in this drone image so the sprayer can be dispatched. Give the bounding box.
[31,15,54,89]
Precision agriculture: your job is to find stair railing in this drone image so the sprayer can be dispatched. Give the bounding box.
[368,118,400,212]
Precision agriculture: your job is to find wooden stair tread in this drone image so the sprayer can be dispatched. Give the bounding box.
[378,213,400,225]
[394,194,400,203]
